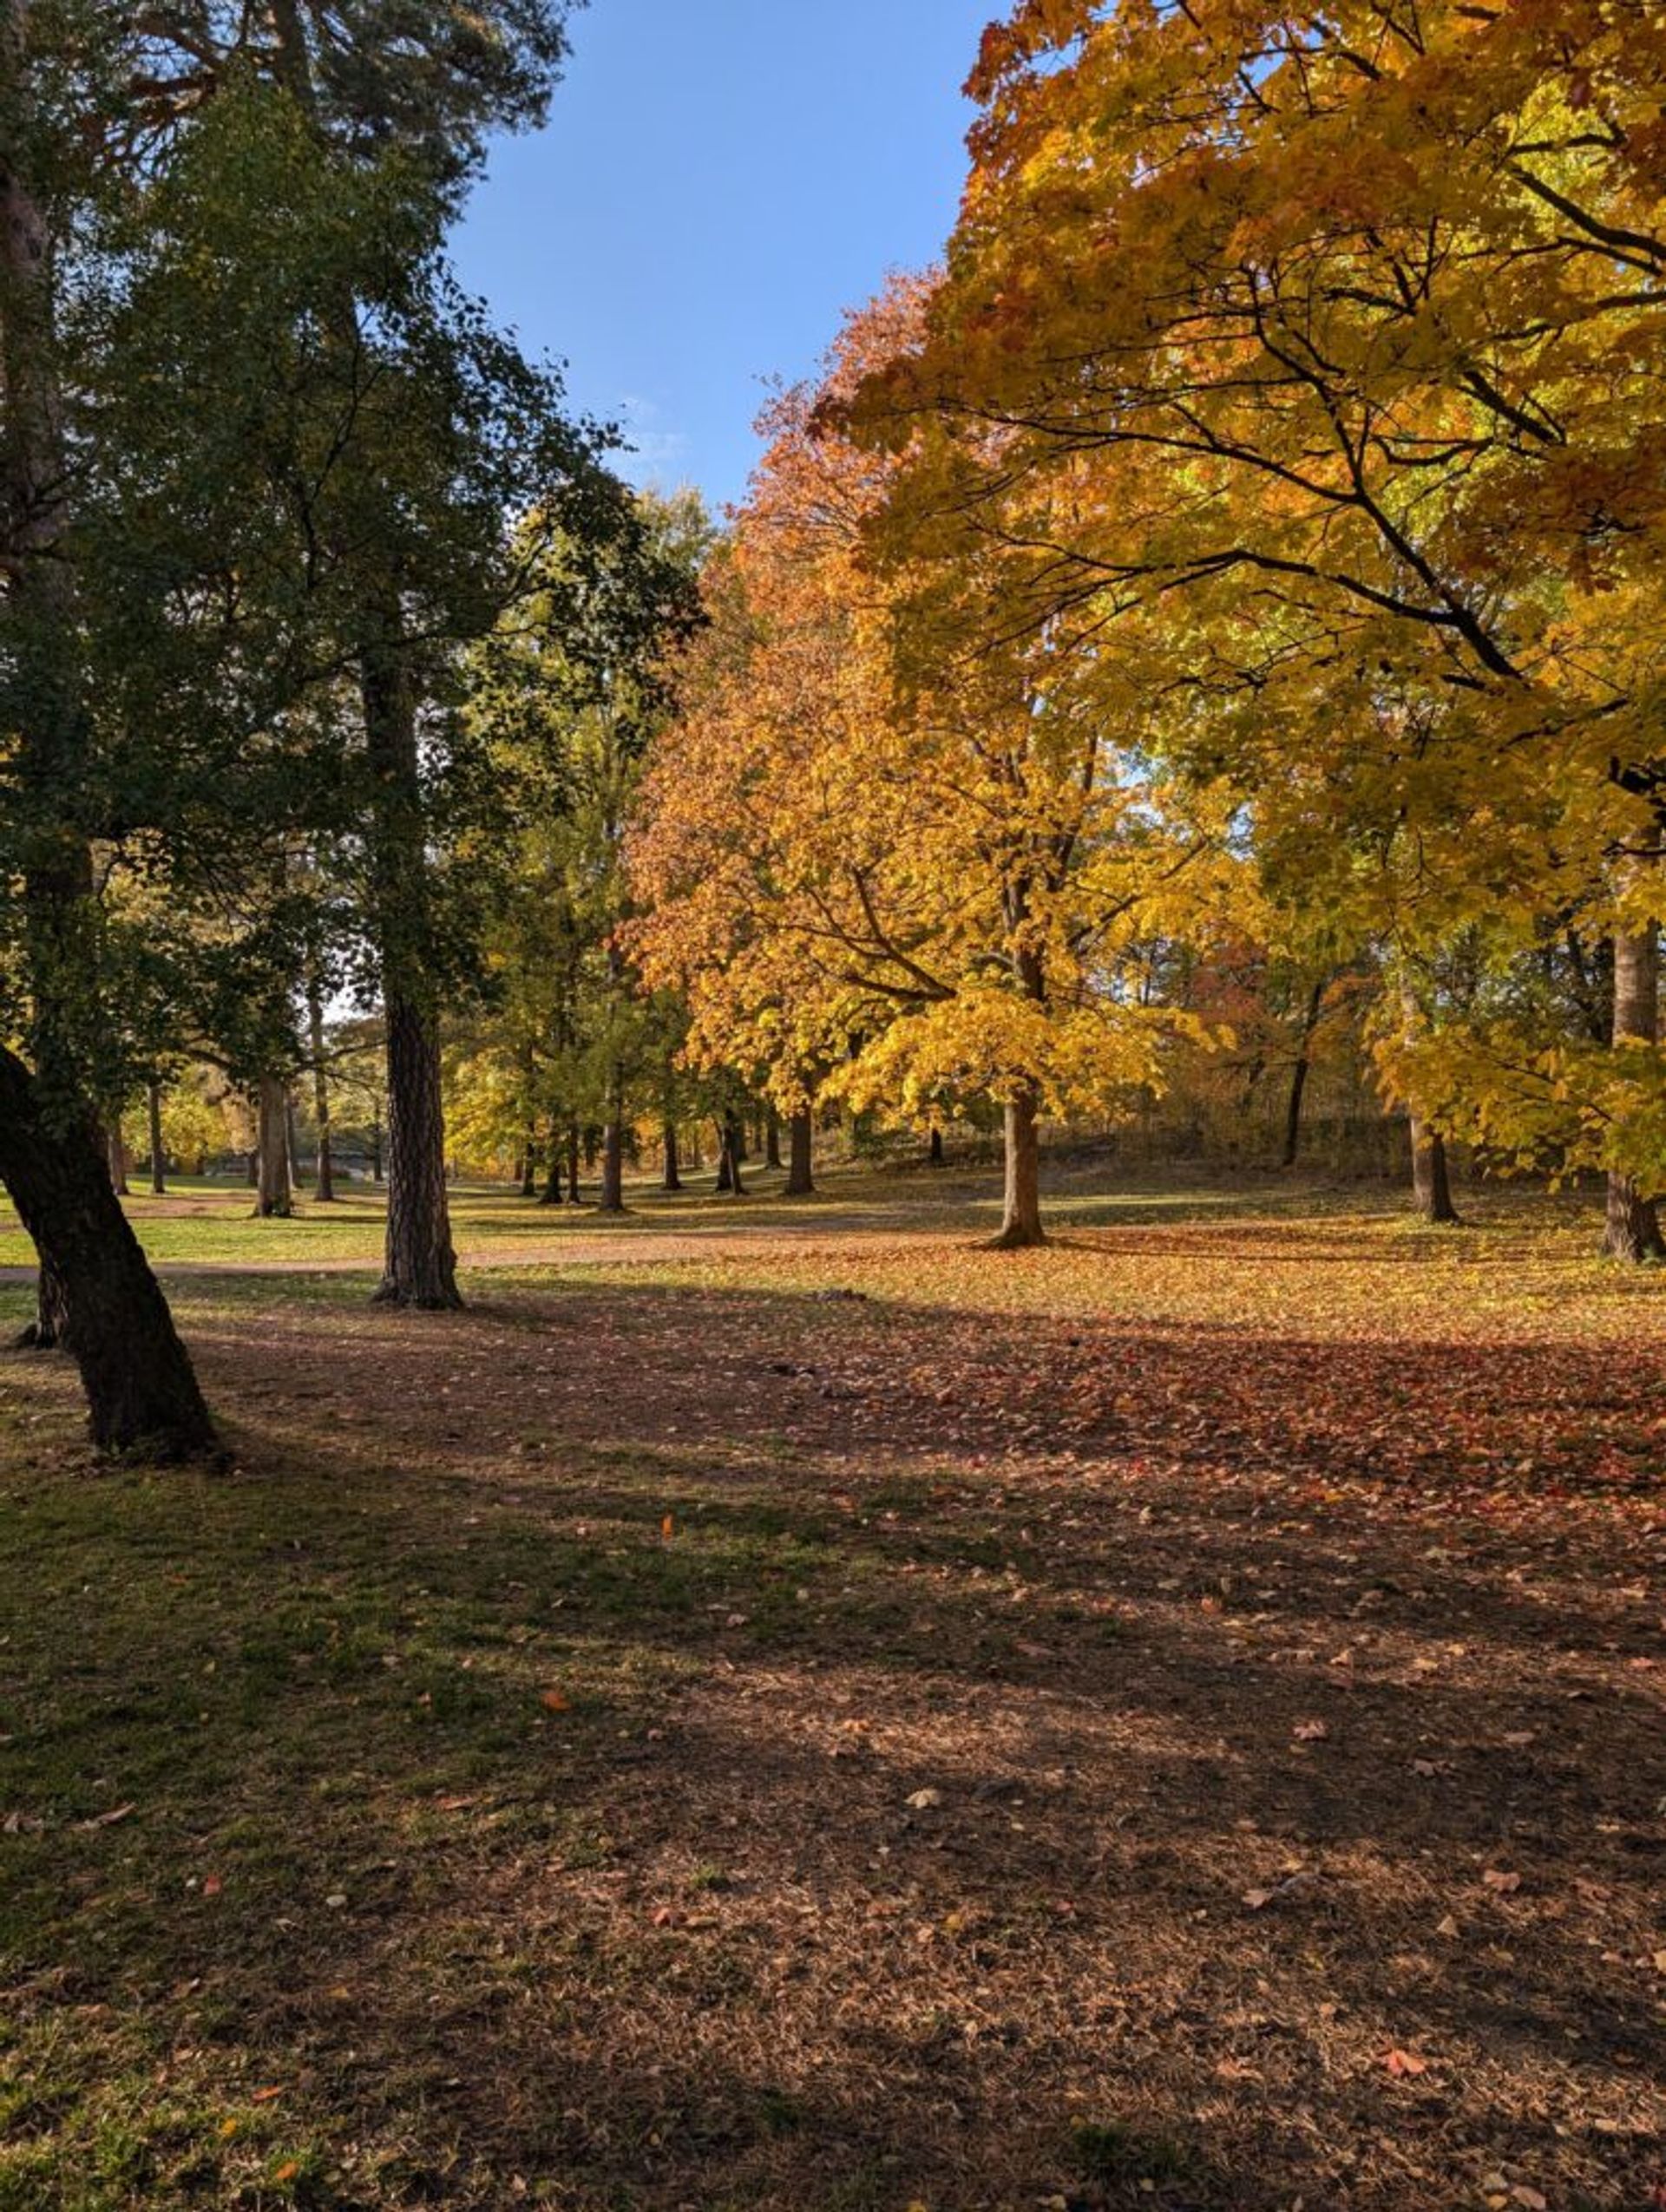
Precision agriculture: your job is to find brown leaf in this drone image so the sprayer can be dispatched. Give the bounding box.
[540,1689,571,1714]
[1482,1868,1523,1895]
[1382,2048,1429,2078]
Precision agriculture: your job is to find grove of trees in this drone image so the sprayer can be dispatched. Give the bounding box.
[3,0,1663,1461]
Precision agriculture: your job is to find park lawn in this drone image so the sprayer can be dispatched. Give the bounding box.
[0,1168,1663,2211]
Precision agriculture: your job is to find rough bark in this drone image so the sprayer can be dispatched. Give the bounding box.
[1410,1119,1460,1225]
[784,1109,815,1197]
[519,1146,537,1199]
[928,1124,945,1168]
[108,1128,130,1196]
[359,622,462,1305]
[0,1049,217,1456]
[990,1088,1046,1248]
[1604,928,1664,1260]
[765,1105,784,1171]
[148,1080,167,1194]
[252,1075,293,1217]
[661,1122,682,1193]
[372,995,461,1306]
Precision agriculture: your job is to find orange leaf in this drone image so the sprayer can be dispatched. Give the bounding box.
[1382,2048,1429,2078]
[540,1689,571,1714]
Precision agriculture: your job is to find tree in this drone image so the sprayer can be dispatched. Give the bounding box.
[0,0,217,1452]
[633,284,1243,1246]
[857,0,1666,1250]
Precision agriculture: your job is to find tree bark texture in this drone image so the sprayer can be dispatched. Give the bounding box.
[661,1122,682,1192]
[373,995,461,1306]
[148,1080,167,1194]
[784,1109,815,1197]
[0,1049,217,1456]
[362,631,461,1307]
[992,1089,1046,1248]
[254,1075,293,1217]
[1410,1118,1460,1225]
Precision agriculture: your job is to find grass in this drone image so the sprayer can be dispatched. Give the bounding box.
[1,1159,1663,2209]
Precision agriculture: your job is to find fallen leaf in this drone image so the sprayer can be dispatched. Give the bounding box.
[79,1803,135,1830]
[272,2163,301,2185]
[200,1875,222,1899]
[251,2085,284,2104]
[1382,2048,1429,2078]
[540,1689,571,1714]
[1482,1868,1523,1895]
[906,1788,944,1810]
[1292,1719,1328,1742]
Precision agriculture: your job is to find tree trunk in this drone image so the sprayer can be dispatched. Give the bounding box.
[990,1088,1046,1248]
[784,1109,815,1197]
[148,1080,167,1194]
[246,1147,259,1187]
[370,1118,383,1183]
[928,1123,945,1168]
[372,995,461,1306]
[285,1092,304,1190]
[1410,1118,1460,1224]
[360,623,461,1307]
[520,1145,538,1199]
[539,1146,562,1205]
[254,1074,293,1218]
[599,1091,626,1214]
[307,983,335,1201]
[108,1127,130,1197]
[661,1122,683,1192]
[0,1049,217,1458]
[1281,979,1326,1168]
[765,1105,784,1171]
[1604,927,1664,1260]
[562,1122,580,1204]
[717,1116,746,1196]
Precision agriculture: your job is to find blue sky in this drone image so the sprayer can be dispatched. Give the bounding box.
[453,0,995,514]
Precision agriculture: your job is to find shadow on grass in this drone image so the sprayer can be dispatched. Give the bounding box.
[0,1263,1660,2210]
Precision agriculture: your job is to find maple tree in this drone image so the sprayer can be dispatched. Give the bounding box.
[853,0,1666,1254]
[631,282,1246,1245]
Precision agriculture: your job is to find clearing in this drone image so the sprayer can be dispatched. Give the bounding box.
[0,1164,1662,2210]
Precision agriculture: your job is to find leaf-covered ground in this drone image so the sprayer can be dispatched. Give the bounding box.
[1,1166,1663,2210]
